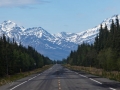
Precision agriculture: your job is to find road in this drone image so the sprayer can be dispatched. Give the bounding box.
[0,64,120,90]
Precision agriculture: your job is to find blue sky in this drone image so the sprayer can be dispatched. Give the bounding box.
[0,0,120,34]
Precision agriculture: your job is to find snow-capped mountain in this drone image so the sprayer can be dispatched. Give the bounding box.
[0,20,77,60]
[0,14,119,60]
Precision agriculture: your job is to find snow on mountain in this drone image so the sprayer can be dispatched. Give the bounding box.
[0,14,119,60]
[54,14,120,45]
[0,20,25,43]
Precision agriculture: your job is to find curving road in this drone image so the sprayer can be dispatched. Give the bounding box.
[0,64,120,90]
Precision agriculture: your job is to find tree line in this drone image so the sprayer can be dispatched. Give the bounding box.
[0,35,53,76]
[65,15,120,71]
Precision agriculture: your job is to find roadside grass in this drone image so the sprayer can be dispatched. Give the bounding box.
[0,65,53,86]
[64,64,120,82]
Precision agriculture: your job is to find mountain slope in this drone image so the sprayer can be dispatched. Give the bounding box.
[0,14,119,60]
[0,21,77,60]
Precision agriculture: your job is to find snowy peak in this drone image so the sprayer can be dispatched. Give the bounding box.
[53,14,120,45]
[101,14,120,29]
[0,20,18,31]
[0,20,26,32]
[25,27,55,39]
[0,14,120,60]
[2,20,16,26]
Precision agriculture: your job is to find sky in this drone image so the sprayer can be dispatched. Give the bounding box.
[0,0,120,34]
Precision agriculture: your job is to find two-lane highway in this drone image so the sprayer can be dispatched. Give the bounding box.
[0,64,120,90]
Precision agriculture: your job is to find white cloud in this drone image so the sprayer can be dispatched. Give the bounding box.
[0,0,48,7]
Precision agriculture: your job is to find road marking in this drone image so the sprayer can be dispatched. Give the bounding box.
[59,87,61,90]
[10,81,27,90]
[28,78,32,81]
[74,71,88,78]
[50,68,52,69]
[58,79,61,90]
[109,87,116,90]
[10,73,41,90]
[89,78,102,84]
[72,71,116,90]
[79,74,88,78]
[37,74,41,76]
[75,72,78,74]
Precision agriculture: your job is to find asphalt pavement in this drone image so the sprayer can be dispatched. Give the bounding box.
[0,64,120,90]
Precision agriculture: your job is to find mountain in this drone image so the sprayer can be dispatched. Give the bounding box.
[0,21,78,60]
[0,14,120,60]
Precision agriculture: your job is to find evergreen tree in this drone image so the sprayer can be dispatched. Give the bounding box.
[65,16,120,71]
[0,36,52,76]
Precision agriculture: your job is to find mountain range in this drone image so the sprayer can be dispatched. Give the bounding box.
[0,14,120,60]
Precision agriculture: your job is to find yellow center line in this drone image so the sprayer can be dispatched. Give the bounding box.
[58,79,61,90]
[59,87,61,90]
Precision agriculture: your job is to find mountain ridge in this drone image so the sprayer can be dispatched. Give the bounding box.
[0,14,120,60]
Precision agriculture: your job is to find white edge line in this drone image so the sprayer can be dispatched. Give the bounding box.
[79,74,116,90]
[75,72,78,74]
[79,74,88,78]
[10,81,27,90]
[28,78,33,81]
[70,70,116,90]
[109,87,116,90]
[10,73,41,90]
[90,78,102,84]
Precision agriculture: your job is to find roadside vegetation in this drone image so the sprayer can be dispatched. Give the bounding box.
[64,64,120,82]
[0,33,54,86]
[0,65,52,86]
[63,15,120,82]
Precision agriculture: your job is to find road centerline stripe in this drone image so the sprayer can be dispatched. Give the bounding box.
[58,79,61,90]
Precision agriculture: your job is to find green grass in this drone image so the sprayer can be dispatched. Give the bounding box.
[0,65,53,86]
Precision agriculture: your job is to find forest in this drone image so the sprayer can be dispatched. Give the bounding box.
[0,35,53,76]
[66,15,120,71]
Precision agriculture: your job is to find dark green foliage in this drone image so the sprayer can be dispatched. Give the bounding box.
[97,48,117,71]
[65,17,120,71]
[67,43,97,67]
[0,35,52,76]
